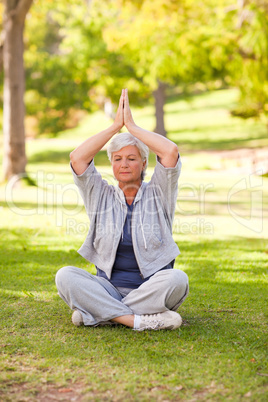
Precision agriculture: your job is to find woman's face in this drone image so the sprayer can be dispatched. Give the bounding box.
[112,145,146,189]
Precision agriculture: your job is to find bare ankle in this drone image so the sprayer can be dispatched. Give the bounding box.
[111,314,135,328]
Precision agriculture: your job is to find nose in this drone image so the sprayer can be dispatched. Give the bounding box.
[121,158,129,168]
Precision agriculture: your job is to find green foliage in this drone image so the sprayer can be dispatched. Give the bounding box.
[102,0,236,90]
[25,1,101,134]
[20,0,268,137]
[24,0,148,135]
[225,1,268,121]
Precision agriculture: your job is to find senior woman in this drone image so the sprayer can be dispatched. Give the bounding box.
[56,89,189,331]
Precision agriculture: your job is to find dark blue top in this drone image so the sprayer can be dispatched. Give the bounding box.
[96,202,173,289]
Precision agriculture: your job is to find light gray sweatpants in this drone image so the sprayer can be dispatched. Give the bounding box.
[55,266,189,326]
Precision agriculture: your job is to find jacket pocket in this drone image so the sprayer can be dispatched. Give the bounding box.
[93,234,114,255]
[147,233,163,250]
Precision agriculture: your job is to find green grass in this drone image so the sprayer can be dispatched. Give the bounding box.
[0,229,267,400]
[0,89,268,401]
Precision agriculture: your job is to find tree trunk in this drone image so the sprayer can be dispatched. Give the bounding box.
[3,0,33,180]
[0,44,3,72]
[153,80,167,137]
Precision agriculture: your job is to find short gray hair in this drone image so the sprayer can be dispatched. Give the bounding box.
[107,132,149,180]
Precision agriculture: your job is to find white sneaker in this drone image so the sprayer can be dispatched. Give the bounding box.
[136,311,182,331]
[72,310,83,327]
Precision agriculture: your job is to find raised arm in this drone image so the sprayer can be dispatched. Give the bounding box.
[123,89,179,168]
[70,91,124,175]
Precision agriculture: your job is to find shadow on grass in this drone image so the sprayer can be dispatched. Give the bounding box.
[1,227,266,299]
[27,150,157,170]
[0,200,85,213]
[28,150,73,164]
[28,149,111,166]
[168,122,247,135]
[169,130,268,152]
[28,149,114,167]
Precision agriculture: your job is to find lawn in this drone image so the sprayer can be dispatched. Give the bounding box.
[0,89,267,401]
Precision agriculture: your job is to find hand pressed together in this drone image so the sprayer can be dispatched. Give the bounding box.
[113,89,136,132]
[70,87,178,176]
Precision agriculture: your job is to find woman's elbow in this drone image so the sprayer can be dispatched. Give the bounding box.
[70,151,80,171]
[166,143,179,167]
[170,143,179,159]
[172,143,179,153]
[70,150,76,164]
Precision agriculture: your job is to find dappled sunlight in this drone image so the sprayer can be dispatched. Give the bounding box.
[0,288,57,302]
[215,270,267,285]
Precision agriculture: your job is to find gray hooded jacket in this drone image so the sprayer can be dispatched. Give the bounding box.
[71,156,181,279]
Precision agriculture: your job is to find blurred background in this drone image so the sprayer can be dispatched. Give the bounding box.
[0,0,267,242]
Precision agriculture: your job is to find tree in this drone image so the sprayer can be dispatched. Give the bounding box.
[101,0,187,136]
[227,0,268,123]
[23,0,148,135]
[2,0,33,180]
[24,1,99,135]
[100,0,235,136]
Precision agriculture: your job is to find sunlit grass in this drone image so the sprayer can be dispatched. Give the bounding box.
[0,218,267,400]
[0,89,267,400]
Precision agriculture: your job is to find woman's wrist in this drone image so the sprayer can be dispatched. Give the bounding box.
[125,122,137,133]
[111,122,122,134]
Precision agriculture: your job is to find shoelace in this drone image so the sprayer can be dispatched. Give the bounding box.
[138,315,165,331]
[143,321,164,330]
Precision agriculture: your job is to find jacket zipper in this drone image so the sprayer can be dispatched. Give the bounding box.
[131,200,145,280]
